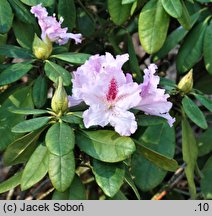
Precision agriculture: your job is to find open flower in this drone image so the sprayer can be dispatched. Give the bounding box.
[135,64,175,126]
[31,4,82,45]
[69,53,141,136]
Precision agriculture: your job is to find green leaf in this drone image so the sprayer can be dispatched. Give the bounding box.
[51,53,91,65]
[0,171,23,194]
[48,151,75,192]
[137,115,166,126]
[110,191,128,200]
[196,0,212,3]
[77,9,95,37]
[0,86,34,151]
[46,122,75,156]
[61,112,83,125]
[182,96,207,129]
[8,0,36,24]
[141,124,164,144]
[44,60,71,86]
[58,0,76,31]
[124,168,141,199]
[0,45,33,58]
[193,93,212,112]
[138,0,170,54]
[52,175,86,200]
[21,144,48,190]
[92,159,125,197]
[0,0,13,33]
[13,19,34,49]
[135,140,179,172]
[32,75,48,108]
[197,128,212,157]
[12,117,50,133]
[176,21,207,74]
[20,0,55,7]
[154,12,200,60]
[122,0,136,4]
[127,34,142,83]
[177,0,192,30]
[108,0,131,25]
[9,107,48,115]
[200,156,212,199]
[3,128,44,166]
[204,21,212,74]
[0,62,33,86]
[132,123,176,191]
[76,130,136,163]
[182,117,198,199]
[161,0,182,18]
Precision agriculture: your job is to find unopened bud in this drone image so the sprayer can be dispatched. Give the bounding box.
[51,77,68,115]
[178,69,193,94]
[32,34,52,60]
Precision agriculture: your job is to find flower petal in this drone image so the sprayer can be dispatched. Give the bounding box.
[109,108,137,136]
[83,105,109,128]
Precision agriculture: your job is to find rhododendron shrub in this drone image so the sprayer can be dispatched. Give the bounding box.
[0,0,211,200]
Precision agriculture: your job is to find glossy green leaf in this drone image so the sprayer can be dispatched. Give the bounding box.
[141,124,164,144]
[0,86,33,151]
[12,117,50,133]
[58,0,76,31]
[9,107,48,115]
[0,33,7,63]
[196,0,212,3]
[193,93,212,112]
[21,144,48,190]
[110,191,128,200]
[20,0,55,7]
[132,123,175,191]
[127,34,142,82]
[76,130,136,163]
[3,128,44,166]
[135,140,179,172]
[176,21,207,74]
[8,0,36,24]
[48,151,75,192]
[0,171,23,194]
[204,21,212,74]
[51,53,91,65]
[124,168,141,199]
[32,75,48,108]
[197,128,212,157]
[108,0,131,25]
[122,0,136,4]
[138,0,170,54]
[52,175,86,200]
[0,45,33,59]
[182,96,207,129]
[161,0,182,18]
[200,156,212,199]
[0,0,13,33]
[177,0,192,30]
[0,62,33,86]
[92,159,125,197]
[44,60,71,86]
[137,115,166,126]
[154,12,200,60]
[182,117,198,199]
[61,112,83,125]
[13,20,34,49]
[45,122,75,156]
[77,9,95,37]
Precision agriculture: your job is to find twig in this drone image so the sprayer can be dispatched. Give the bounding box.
[36,188,54,200]
[6,189,14,200]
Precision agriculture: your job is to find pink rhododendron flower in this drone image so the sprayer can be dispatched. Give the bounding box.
[31,4,82,45]
[69,53,141,136]
[135,64,175,126]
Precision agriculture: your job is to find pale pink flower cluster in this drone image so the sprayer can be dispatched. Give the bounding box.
[31,4,82,45]
[69,53,175,136]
